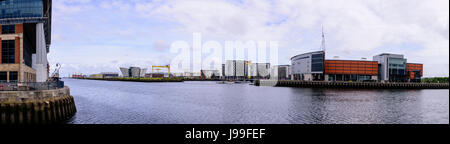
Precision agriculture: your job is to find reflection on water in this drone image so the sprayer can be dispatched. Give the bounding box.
[64,78,449,124]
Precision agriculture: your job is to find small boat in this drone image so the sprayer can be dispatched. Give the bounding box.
[216,81,226,84]
[225,81,236,84]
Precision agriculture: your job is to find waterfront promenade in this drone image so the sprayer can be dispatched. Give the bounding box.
[256,80,449,89]
[74,77,449,89]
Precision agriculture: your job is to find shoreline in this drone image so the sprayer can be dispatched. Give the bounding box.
[255,80,450,89]
[68,78,449,89]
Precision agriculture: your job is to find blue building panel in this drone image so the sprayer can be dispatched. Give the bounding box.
[0,0,44,19]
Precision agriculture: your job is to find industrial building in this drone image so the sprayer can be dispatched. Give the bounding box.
[89,74,103,78]
[183,72,201,78]
[290,51,325,81]
[87,72,119,78]
[0,0,52,82]
[201,70,220,79]
[145,72,171,78]
[120,67,147,78]
[100,72,119,78]
[71,74,83,78]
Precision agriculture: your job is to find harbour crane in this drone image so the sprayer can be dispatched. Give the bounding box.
[152,65,171,77]
[48,63,61,82]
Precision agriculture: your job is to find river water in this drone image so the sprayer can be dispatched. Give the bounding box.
[63,78,449,124]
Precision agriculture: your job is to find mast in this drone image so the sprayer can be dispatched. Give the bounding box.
[320,25,326,52]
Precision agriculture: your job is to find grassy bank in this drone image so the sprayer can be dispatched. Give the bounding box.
[422,77,449,83]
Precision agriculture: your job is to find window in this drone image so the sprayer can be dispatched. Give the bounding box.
[0,72,6,82]
[0,0,44,19]
[1,25,15,34]
[311,53,324,72]
[2,40,15,64]
[9,71,18,82]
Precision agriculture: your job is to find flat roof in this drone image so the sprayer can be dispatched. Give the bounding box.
[325,59,378,62]
[375,53,404,57]
[407,63,423,65]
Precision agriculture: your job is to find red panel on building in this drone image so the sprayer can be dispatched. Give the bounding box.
[0,25,2,34]
[15,24,23,34]
[325,60,378,75]
[406,63,423,79]
[15,37,20,64]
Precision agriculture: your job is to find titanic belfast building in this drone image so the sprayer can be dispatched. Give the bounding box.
[0,0,51,82]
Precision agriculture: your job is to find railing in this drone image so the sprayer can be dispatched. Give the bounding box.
[0,81,64,91]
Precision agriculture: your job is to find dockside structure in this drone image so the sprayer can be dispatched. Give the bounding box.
[0,0,52,83]
[120,67,147,78]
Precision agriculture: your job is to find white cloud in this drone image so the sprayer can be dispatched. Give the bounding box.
[50,0,449,77]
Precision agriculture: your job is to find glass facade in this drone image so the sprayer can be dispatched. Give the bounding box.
[23,32,32,66]
[388,58,406,75]
[388,57,407,82]
[311,53,324,72]
[0,0,43,19]
[1,25,15,34]
[1,40,15,64]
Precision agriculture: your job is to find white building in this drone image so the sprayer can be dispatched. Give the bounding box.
[224,60,248,79]
[290,51,325,81]
[270,65,290,80]
[249,63,270,79]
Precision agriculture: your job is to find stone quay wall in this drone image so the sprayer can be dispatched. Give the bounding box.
[255,80,449,89]
[0,86,76,124]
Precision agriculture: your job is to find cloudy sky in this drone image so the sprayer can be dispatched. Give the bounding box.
[49,0,449,77]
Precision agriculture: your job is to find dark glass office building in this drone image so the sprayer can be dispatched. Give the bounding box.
[0,0,44,19]
[0,0,52,82]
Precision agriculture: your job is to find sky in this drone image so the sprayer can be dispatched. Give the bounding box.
[48,0,449,77]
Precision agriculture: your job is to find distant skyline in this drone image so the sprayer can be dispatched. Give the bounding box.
[49,0,449,77]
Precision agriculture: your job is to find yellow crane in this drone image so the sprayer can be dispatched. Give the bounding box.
[154,68,162,73]
[152,65,171,76]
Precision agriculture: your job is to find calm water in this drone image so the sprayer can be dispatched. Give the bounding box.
[64,78,449,124]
